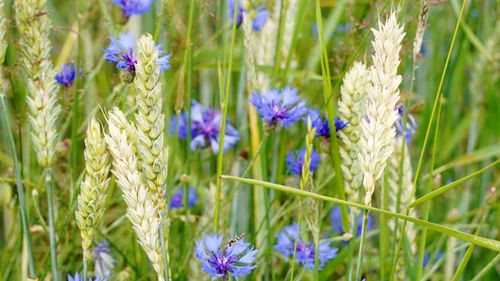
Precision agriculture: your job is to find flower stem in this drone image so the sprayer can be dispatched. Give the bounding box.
[355,210,369,281]
[45,168,59,281]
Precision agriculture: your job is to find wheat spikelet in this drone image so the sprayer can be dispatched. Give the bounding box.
[413,0,429,62]
[0,1,6,64]
[387,138,417,280]
[15,0,61,168]
[75,119,111,261]
[134,34,168,213]
[338,62,369,207]
[105,108,165,280]
[359,13,405,205]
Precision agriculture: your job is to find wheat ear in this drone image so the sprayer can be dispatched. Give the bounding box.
[105,108,165,280]
[134,34,168,213]
[75,118,111,261]
[359,13,405,205]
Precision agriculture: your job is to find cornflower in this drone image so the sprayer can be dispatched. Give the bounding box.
[286,148,320,176]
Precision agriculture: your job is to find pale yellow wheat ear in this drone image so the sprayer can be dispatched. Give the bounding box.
[75,118,111,261]
[15,0,61,168]
[134,34,168,213]
[359,13,405,205]
[105,107,165,280]
[338,61,369,209]
[387,138,417,280]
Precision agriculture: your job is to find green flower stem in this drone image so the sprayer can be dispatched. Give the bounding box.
[354,210,369,280]
[45,168,59,281]
[220,175,500,252]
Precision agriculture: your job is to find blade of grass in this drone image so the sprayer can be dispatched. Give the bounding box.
[220,175,500,252]
[470,253,500,281]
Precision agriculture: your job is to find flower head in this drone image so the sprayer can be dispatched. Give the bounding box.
[93,240,115,280]
[170,101,240,154]
[103,32,170,79]
[395,105,417,142]
[113,0,153,17]
[170,187,198,209]
[227,0,243,27]
[195,233,257,279]
[67,272,102,281]
[55,64,81,87]
[286,148,320,176]
[329,206,373,237]
[252,6,269,32]
[307,109,348,138]
[249,87,308,128]
[274,223,338,270]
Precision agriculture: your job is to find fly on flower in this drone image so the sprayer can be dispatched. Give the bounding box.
[195,233,257,279]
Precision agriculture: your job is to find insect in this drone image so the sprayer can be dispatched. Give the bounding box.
[226,232,245,248]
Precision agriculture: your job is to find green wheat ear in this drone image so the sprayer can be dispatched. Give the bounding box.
[134,33,169,213]
[75,118,111,261]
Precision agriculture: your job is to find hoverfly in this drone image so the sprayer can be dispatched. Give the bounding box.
[226,232,245,248]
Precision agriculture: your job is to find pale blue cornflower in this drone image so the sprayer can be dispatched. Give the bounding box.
[286,148,321,176]
[249,87,308,128]
[306,109,348,138]
[55,64,81,87]
[169,101,240,154]
[329,206,373,237]
[93,240,115,280]
[227,0,269,31]
[195,233,257,280]
[103,32,170,78]
[227,0,243,27]
[251,6,270,32]
[274,223,338,270]
[113,0,154,17]
[395,104,417,142]
[67,272,102,281]
[170,187,198,209]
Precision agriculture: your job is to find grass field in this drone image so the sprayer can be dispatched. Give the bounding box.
[0,0,499,280]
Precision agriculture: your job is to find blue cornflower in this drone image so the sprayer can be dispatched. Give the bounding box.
[55,64,81,87]
[227,0,243,27]
[67,272,102,281]
[113,0,153,17]
[306,109,348,138]
[195,233,257,279]
[274,223,338,270]
[252,7,270,32]
[423,251,444,267]
[286,148,321,176]
[93,240,115,280]
[249,87,308,128]
[395,105,417,142]
[170,187,198,209]
[103,32,170,77]
[329,206,373,237]
[170,101,240,154]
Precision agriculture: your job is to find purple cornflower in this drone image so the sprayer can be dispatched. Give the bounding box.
[329,206,373,237]
[67,273,102,281]
[252,6,270,32]
[170,101,240,154]
[395,105,417,142]
[227,0,243,27]
[195,233,257,279]
[93,240,115,280]
[306,109,348,138]
[286,148,321,176]
[103,32,170,79]
[55,64,81,87]
[274,223,338,270]
[170,187,198,209]
[249,87,308,128]
[113,0,153,17]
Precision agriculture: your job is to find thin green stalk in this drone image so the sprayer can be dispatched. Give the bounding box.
[45,168,59,281]
[221,175,500,252]
[354,210,369,280]
[289,213,302,281]
[214,0,239,232]
[470,253,500,281]
[390,1,468,279]
[82,259,88,281]
[0,79,36,278]
[159,212,170,281]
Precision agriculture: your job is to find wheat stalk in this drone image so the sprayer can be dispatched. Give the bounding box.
[105,108,165,280]
[338,62,369,207]
[75,118,111,261]
[359,13,405,205]
[134,34,169,213]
